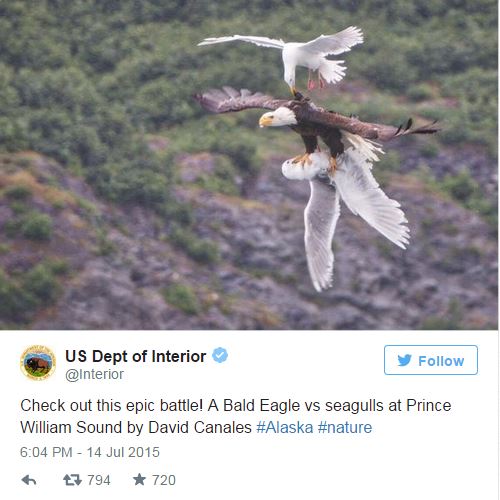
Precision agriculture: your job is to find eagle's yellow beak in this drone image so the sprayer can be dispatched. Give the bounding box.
[289,85,298,96]
[259,115,273,128]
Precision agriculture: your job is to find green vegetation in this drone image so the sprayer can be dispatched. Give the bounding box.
[170,224,220,265]
[4,211,53,241]
[0,1,496,273]
[0,1,495,175]
[407,83,435,102]
[3,184,32,200]
[45,258,70,276]
[95,228,116,257]
[0,269,37,322]
[419,141,440,158]
[162,283,200,315]
[0,243,10,255]
[0,259,66,322]
[440,169,496,229]
[22,262,61,304]
[20,212,53,241]
[193,155,241,196]
[421,299,465,330]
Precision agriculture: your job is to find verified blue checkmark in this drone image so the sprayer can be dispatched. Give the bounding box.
[212,347,228,363]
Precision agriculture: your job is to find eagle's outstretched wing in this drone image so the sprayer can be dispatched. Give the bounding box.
[198,35,285,49]
[298,105,440,142]
[300,26,363,55]
[194,87,289,114]
[195,87,440,141]
[304,179,341,292]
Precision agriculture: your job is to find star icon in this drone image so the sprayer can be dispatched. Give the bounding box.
[133,473,146,485]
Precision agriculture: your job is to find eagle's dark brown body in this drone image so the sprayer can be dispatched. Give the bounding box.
[291,122,344,155]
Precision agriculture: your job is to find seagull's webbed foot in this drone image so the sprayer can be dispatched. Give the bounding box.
[292,153,312,167]
[318,73,327,89]
[307,69,316,90]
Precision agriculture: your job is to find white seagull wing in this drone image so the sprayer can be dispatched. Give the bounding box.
[198,35,285,49]
[333,149,410,249]
[300,26,363,55]
[304,179,341,292]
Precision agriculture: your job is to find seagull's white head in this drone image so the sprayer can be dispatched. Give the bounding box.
[259,107,298,128]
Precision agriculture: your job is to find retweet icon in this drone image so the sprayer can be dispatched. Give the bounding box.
[398,354,411,367]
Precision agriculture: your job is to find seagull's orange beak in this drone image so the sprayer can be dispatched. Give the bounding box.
[259,115,273,128]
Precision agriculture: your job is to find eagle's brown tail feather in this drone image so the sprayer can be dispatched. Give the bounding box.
[394,119,440,138]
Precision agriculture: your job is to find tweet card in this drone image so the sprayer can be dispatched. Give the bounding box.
[4,330,499,498]
[0,1,498,499]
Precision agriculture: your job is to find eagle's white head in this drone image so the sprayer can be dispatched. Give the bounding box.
[259,107,298,127]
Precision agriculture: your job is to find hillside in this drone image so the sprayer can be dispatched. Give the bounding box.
[0,137,496,329]
[0,1,497,329]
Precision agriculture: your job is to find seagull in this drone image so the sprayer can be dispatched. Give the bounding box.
[282,148,409,291]
[198,26,363,94]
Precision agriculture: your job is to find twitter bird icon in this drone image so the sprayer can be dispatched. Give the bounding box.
[398,354,412,366]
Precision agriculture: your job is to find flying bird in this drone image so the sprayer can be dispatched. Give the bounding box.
[196,86,438,172]
[281,149,408,291]
[195,87,439,291]
[198,26,363,94]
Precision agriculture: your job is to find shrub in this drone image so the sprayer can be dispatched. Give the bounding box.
[161,200,194,226]
[195,155,240,195]
[93,156,170,208]
[407,83,435,102]
[4,184,32,200]
[441,170,478,203]
[22,263,61,304]
[46,258,70,276]
[419,141,439,158]
[170,225,219,265]
[10,201,29,215]
[361,48,417,92]
[0,269,37,321]
[95,229,116,256]
[434,169,497,229]
[21,213,53,241]
[162,283,200,315]
[0,259,66,323]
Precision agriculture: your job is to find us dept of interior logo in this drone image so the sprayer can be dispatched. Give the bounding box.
[21,345,56,380]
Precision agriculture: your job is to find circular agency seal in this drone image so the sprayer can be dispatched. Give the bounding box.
[21,345,56,381]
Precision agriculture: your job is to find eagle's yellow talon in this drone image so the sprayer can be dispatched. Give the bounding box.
[292,153,311,166]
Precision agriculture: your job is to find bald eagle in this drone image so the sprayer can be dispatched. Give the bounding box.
[198,26,363,94]
[196,87,438,171]
[195,87,439,291]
